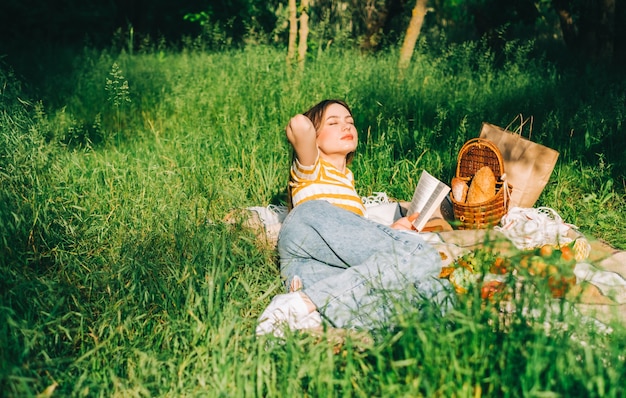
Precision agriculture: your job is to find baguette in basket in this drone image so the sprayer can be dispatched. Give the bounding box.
[466,166,496,204]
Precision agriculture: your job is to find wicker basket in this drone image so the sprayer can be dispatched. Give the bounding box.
[451,138,512,229]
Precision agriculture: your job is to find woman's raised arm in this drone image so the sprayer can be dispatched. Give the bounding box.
[285,114,318,166]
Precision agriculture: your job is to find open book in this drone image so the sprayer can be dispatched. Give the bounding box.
[406,170,451,232]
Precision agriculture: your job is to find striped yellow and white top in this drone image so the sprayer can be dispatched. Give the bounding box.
[290,157,366,217]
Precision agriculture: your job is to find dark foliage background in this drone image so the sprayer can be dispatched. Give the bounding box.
[1,0,624,64]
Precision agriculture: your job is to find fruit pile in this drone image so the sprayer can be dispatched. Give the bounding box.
[514,243,578,298]
[439,238,591,299]
[439,247,511,299]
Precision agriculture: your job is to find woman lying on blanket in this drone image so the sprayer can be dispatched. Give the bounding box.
[256,99,451,337]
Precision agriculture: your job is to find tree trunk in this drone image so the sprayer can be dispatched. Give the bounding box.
[552,0,577,48]
[298,0,310,69]
[356,0,389,52]
[596,0,616,62]
[287,0,297,64]
[553,0,615,63]
[398,0,428,70]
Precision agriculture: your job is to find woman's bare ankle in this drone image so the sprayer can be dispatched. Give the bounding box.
[289,275,303,292]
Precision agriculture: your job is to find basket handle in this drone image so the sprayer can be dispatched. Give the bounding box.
[504,114,533,141]
[501,173,510,212]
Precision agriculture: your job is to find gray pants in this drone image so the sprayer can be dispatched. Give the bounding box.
[278,200,450,329]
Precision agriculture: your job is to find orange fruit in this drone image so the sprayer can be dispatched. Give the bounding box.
[547,265,559,276]
[519,256,529,269]
[560,246,575,262]
[489,257,509,274]
[539,244,554,258]
[529,257,548,276]
[481,280,504,300]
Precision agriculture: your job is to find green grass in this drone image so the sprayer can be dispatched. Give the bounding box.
[1,43,625,396]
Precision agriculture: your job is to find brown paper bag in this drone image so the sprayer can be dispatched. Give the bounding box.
[479,118,559,209]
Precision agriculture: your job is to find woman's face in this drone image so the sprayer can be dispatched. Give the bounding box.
[315,103,358,159]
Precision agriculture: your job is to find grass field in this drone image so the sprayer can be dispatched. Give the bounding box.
[1,43,625,396]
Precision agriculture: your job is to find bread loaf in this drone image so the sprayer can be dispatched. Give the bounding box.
[466,166,496,204]
[451,177,469,203]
